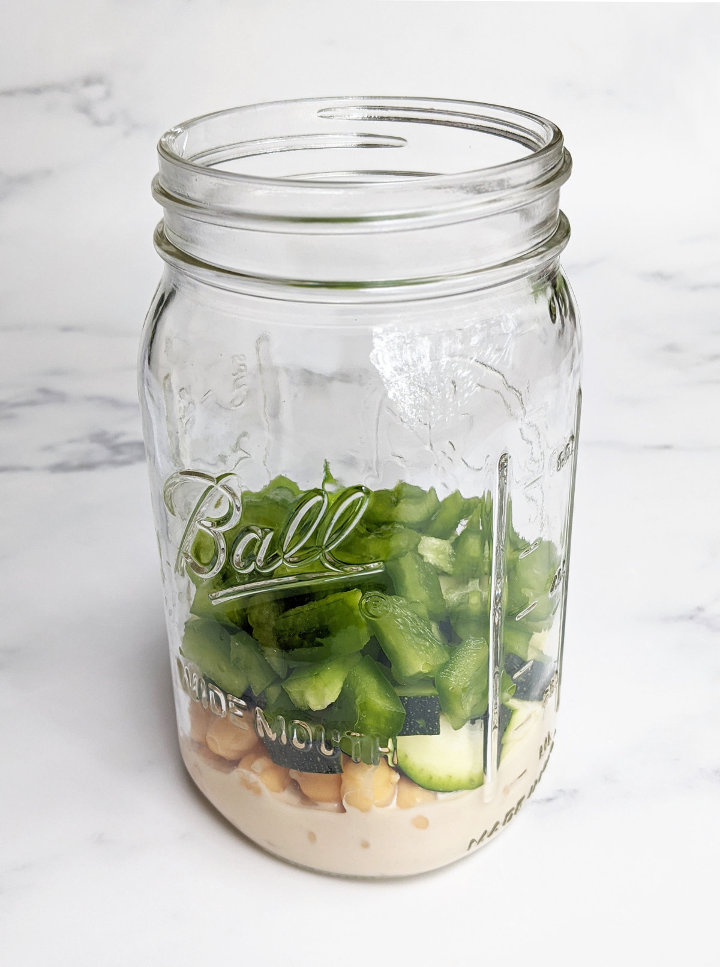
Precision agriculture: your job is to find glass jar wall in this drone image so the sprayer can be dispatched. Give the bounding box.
[139,98,581,876]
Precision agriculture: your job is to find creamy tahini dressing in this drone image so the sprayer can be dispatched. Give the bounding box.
[180,699,556,877]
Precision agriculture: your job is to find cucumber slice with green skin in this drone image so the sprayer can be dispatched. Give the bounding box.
[361,592,450,684]
[262,733,343,774]
[398,695,442,736]
[181,619,250,698]
[501,700,544,756]
[397,715,484,791]
[282,654,361,711]
[386,551,447,621]
[498,703,514,748]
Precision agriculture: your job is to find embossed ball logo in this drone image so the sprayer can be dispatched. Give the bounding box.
[163,471,383,603]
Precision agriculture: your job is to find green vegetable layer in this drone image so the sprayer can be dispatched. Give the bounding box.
[179,471,561,780]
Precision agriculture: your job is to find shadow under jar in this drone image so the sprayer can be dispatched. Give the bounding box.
[139,97,582,877]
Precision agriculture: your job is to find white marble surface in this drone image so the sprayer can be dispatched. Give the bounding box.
[2,2,719,963]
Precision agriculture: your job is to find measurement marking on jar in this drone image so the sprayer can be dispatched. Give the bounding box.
[553,434,575,473]
[515,600,538,621]
[466,734,555,852]
[230,354,249,408]
[519,539,541,560]
[550,561,566,595]
[524,474,544,489]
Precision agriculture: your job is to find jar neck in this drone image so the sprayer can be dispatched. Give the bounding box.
[153,98,572,299]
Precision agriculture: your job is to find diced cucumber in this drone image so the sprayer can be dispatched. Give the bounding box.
[261,647,288,678]
[453,504,490,579]
[427,490,477,539]
[181,618,249,697]
[503,625,551,663]
[386,551,446,621]
[230,630,278,697]
[282,654,361,711]
[417,535,455,575]
[283,644,335,664]
[335,655,406,738]
[508,539,559,601]
[262,681,284,708]
[246,597,281,649]
[189,577,248,628]
[335,520,420,563]
[190,529,217,571]
[362,637,383,662]
[506,540,560,633]
[321,460,340,494]
[274,589,370,654]
[237,475,300,531]
[361,592,450,684]
[446,584,489,641]
[364,482,440,528]
[435,637,516,730]
[435,637,489,730]
[397,715,484,791]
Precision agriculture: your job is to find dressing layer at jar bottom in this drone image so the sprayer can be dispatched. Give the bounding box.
[179,698,556,877]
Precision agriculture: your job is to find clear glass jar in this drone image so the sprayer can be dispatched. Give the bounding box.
[139,98,581,877]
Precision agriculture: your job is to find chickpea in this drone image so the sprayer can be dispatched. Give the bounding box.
[290,771,343,806]
[238,751,290,793]
[341,757,399,812]
[205,714,260,761]
[188,701,213,744]
[396,775,436,809]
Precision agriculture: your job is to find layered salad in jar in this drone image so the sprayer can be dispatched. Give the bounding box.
[169,468,562,876]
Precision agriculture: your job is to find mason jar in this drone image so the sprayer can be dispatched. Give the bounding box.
[138,97,581,877]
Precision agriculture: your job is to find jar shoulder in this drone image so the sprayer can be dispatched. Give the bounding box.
[140,267,581,351]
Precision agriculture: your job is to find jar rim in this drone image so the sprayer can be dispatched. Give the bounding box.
[155,96,569,226]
